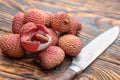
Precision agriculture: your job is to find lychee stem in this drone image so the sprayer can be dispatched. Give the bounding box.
[34,33,48,43]
[64,19,69,24]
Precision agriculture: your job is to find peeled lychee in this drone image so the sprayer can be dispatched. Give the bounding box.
[48,28,58,46]
[38,46,65,69]
[24,9,50,26]
[67,18,82,35]
[58,34,82,56]
[12,12,24,34]
[21,24,52,52]
[0,34,24,58]
[50,12,71,32]
[20,22,36,35]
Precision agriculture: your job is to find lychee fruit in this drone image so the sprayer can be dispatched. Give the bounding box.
[0,34,24,58]
[38,46,65,69]
[24,9,51,26]
[12,12,24,34]
[20,22,36,35]
[48,28,58,46]
[21,24,52,52]
[58,34,82,56]
[50,12,71,32]
[44,11,53,27]
[67,18,82,35]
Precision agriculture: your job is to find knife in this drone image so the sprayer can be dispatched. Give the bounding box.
[55,26,120,80]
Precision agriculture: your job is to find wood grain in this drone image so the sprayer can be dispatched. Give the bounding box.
[0,0,120,80]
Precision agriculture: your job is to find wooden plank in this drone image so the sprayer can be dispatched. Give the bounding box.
[0,71,33,80]
[0,52,72,79]
[0,53,43,80]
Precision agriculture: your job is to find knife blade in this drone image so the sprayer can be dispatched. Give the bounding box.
[55,26,120,80]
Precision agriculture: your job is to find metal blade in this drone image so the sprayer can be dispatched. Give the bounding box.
[70,26,120,73]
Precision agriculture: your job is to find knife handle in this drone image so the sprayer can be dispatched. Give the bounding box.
[54,68,77,80]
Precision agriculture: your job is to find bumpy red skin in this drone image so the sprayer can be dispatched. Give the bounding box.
[20,22,36,35]
[50,12,71,32]
[48,28,58,46]
[0,34,24,58]
[67,18,82,35]
[59,34,82,57]
[38,46,65,69]
[45,11,53,27]
[12,12,24,34]
[24,9,50,26]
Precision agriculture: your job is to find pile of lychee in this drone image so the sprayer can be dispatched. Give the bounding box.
[0,9,82,70]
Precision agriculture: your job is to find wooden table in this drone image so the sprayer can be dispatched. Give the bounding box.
[0,0,120,80]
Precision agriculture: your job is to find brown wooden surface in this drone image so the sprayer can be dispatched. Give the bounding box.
[0,0,120,80]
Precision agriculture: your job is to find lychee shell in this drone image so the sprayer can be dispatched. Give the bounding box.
[20,22,36,35]
[20,25,51,52]
[58,34,82,56]
[24,9,50,26]
[12,12,24,34]
[44,11,53,27]
[48,28,58,46]
[67,18,82,35]
[50,12,71,32]
[0,34,24,58]
[38,46,65,69]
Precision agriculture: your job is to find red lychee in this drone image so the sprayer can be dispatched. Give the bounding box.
[12,12,24,34]
[50,12,71,32]
[24,9,51,26]
[67,18,82,35]
[38,46,65,69]
[44,11,53,27]
[0,34,24,58]
[58,34,82,56]
[20,22,36,35]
